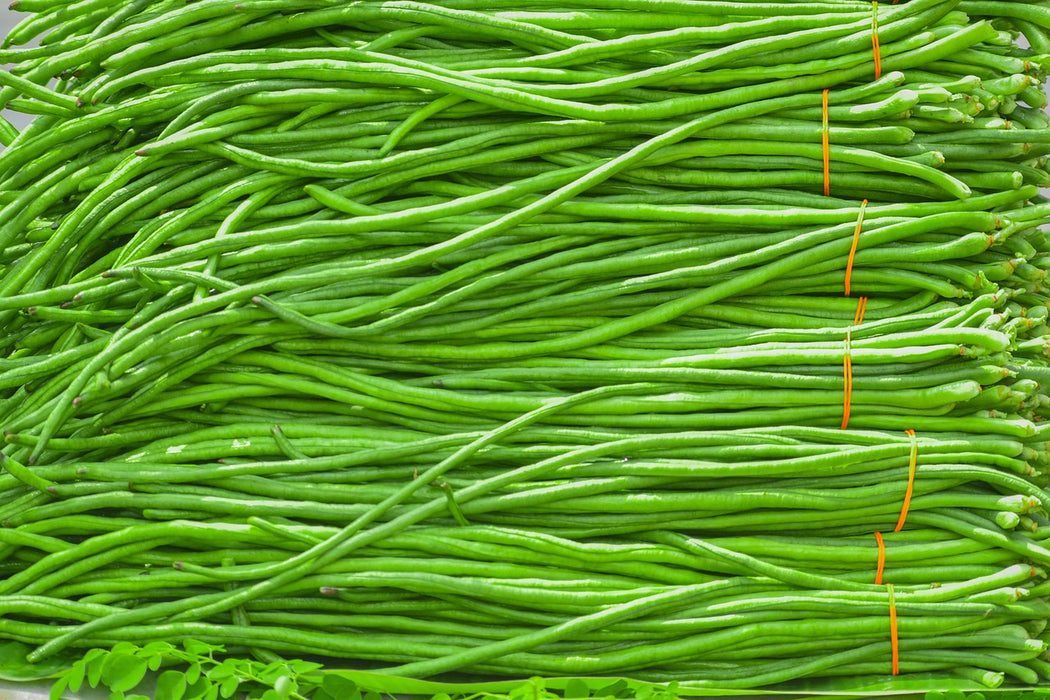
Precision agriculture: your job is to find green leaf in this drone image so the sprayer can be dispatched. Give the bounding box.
[363,692,382,700]
[257,662,285,686]
[206,663,234,681]
[260,691,282,700]
[86,651,108,688]
[565,679,590,699]
[142,641,174,657]
[184,678,211,700]
[274,675,293,700]
[156,669,188,700]
[430,694,452,700]
[66,662,86,692]
[323,675,360,700]
[508,683,534,700]
[288,659,324,674]
[101,653,148,693]
[110,643,138,657]
[219,675,240,698]
[185,663,202,685]
[109,691,124,700]
[0,640,74,682]
[49,676,68,700]
[595,680,629,699]
[184,640,220,658]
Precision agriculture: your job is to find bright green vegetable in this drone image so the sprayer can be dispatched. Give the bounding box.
[0,1,1049,699]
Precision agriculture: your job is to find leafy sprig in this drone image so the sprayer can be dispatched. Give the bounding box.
[47,642,690,700]
[49,640,326,700]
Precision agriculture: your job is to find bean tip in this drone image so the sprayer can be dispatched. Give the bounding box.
[250,295,263,305]
[46,485,57,494]
[100,270,112,278]
[174,561,184,570]
[75,96,85,108]
[72,292,83,302]
[72,396,83,406]
[134,149,148,157]
[320,587,339,595]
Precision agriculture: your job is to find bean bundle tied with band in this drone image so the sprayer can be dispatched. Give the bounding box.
[2,0,1050,696]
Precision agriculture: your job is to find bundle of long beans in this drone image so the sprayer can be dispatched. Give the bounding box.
[2,0,1050,695]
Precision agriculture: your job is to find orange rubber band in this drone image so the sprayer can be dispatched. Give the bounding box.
[841,297,867,430]
[821,89,830,196]
[853,295,868,326]
[874,531,886,585]
[845,201,868,296]
[888,583,899,675]
[871,2,882,80]
[894,429,918,532]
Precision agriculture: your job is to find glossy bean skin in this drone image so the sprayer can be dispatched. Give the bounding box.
[1,0,1050,692]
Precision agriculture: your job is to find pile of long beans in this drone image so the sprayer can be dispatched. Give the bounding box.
[2,0,1050,694]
